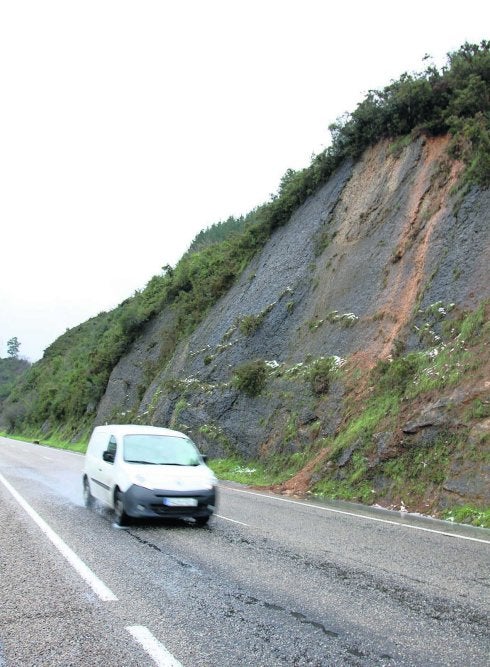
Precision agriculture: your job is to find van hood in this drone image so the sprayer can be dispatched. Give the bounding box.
[127,463,217,492]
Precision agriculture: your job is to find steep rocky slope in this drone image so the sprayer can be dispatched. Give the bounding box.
[95,135,489,514]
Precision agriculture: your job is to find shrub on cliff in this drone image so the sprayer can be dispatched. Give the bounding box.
[232,360,268,397]
[308,357,337,394]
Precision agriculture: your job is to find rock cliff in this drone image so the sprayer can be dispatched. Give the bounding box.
[94,135,489,514]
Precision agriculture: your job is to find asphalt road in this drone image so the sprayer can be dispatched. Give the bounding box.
[0,436,489,666]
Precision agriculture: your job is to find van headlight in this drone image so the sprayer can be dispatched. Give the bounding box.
[200,481,218,492]
[134,475,152,489]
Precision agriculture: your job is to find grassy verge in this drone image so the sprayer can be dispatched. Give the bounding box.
[442,505,490,529]
[208,457,288,486]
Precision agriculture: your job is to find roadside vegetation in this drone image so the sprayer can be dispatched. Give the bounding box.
[442,505,490,528]
[0,356,29,412]
[207,458,283,486]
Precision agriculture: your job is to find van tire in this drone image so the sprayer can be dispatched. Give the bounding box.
[114,489,129,526]
[83,477,94,509]
[195,515,210,526]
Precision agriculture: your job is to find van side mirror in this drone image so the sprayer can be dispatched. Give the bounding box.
[201,454,208,463]
[103,450,115,463]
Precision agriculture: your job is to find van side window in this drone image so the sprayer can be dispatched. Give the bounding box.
[107,435,117,461]
[104,436,117,463]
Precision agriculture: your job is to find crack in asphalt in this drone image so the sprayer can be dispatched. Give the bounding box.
[126,529,201,574]
[128,521,489,633]
[214,526,490,629]
[226,591,395,665]
[119,522,487,665]
[232,591,339,638]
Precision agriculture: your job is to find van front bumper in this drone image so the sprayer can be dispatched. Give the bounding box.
[123,484,217,519]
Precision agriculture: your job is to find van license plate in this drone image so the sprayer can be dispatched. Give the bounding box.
[163,497,198,507]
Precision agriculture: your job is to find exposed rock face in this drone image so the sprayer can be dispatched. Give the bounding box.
[96,308,178,423]
[95,136,490,510]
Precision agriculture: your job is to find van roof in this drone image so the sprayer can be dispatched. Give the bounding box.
[93,424,188,438]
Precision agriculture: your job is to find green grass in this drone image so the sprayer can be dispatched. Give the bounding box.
[232,359,268,397]
[388,134,413,157]
[381,437,452,499]
[331,393,399,458]
[40,435,88,453]
[466,398,490,421]
[313,478,375,504]
[0,431,32,444]
[208,448,316,486]
[442,505,490,528]
[208,457,281,486]
[373,304,488,401]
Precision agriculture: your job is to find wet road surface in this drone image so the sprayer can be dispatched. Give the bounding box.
[1,436,489,666]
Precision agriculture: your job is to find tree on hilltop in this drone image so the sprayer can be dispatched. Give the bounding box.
[7,337,20,358]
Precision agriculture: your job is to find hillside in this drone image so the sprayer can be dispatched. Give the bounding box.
[2,42,489,521]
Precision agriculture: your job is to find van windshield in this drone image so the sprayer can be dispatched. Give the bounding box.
[123,435,201,466]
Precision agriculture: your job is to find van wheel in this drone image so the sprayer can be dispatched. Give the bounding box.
[83,477,94,509]
[195,515,210,527]
[114,490,129,526]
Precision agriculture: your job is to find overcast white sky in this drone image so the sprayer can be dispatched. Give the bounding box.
[1,1,488,361]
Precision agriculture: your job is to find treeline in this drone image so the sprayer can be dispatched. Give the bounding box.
[328,41,490,185]
[188,216,247,253]
[3,42,489,435]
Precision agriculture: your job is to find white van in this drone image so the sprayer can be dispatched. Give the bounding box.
[82,424,217,526]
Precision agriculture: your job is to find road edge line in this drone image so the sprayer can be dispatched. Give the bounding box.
[0,471,118,601]
[222,486,490,544]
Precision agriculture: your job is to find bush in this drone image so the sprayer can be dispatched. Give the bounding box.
[239,314,263,336]
[372,353,421,395]
[329,41,490,184]
[232,360,268,397]
[308,357,337,394]
[2,402,27,431]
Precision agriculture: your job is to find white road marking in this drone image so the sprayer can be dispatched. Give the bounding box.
[0,472,118,601]
[214,513,249,526]
[127,625,183,667]
[221,486,490,544]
